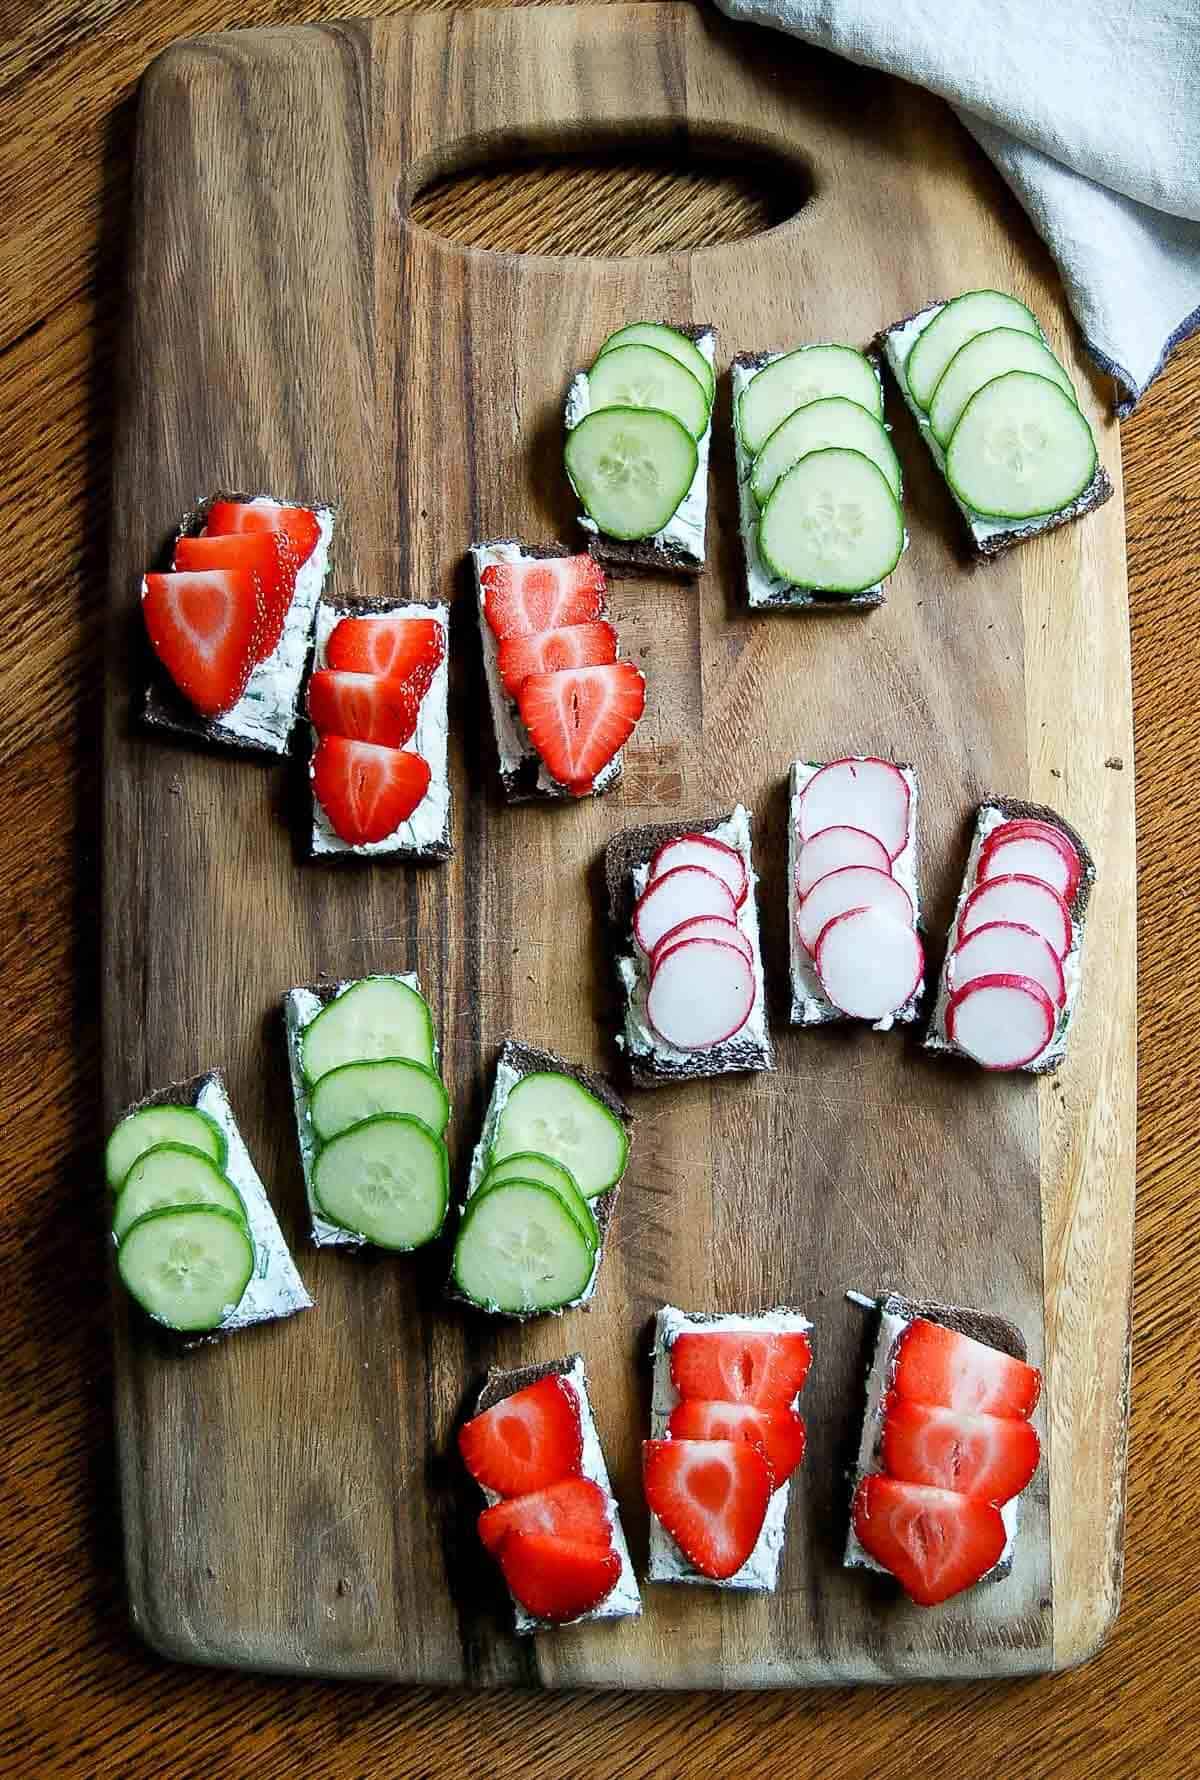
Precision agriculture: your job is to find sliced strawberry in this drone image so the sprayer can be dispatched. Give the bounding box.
[851,1475,1007,1606]
[477,1477,612,1556]
[516,662,645,794]
[325,614,445,692]
[668,1400,807,1490]
[203,498,320,570]
[880,1396,1040,1505]
[142,569,263,718]
[891,1319,1042,1420]
[457,1374,583,1498]
[498,1531,620,1623]
[311,738,430,846]
[174,531,294,663]
[481,554,606,640]
[643,1438,771,1580]
[307,670,420,748]
[497,620,618,701]
[669,1328,812,1413]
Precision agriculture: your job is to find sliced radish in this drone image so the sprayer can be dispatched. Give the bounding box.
[649,834,748,907]
[651,915,753,971]
[795,825,892,897]
[646,938,756,1051]
[948,920,1066,1009]
[797,759,911,860]
[814,907,924,1021]
[978,823,1081,904]
[958,874,1072,960]
[946,973,1057,1070]
[634,866,737,956]
[797,865,914,956]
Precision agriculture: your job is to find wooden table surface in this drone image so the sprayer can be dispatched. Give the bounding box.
[2,0,1197,1773]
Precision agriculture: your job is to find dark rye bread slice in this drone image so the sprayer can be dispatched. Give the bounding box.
[570,324,713,578]
[877,305,1113,558]
[141,489,335,755]
[604,812,774,1088]
[446,1039,630,1317]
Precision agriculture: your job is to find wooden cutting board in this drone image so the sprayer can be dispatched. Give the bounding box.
[103,2,1135,1687]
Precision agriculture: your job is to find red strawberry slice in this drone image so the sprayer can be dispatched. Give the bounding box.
[497,620,618,701]
[457,1374,583,1498]
[891,1319,1042,1420]
[669,1328,813,1413]
[851,1475,1007,1606]
[142,569,264,718]
[477,1477,612,1556]
[203,498,320,570]
[173,531,294,663]
[668,1400,807,1490]
[311,738,431,846]
[481,554,606,640]
[325,614,445,692]
[643,1438,772,1580]
[880,1395,1040,1505]
[307,670,420,748]
[498,1531,621,1623]
[516,662,646,795]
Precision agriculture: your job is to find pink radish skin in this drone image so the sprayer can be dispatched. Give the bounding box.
[814,907,924,1021]
[648,834,748,907]
[946,973,1057,1070]
[797,865,915,956]
[651,915,753,971]
[645,937,756,1051]
[979,819,1081,903]
[797,758,911,861]
[795,825,892,897]
[958,874,1072,959]
[948,920,1066,1008]
[977,834,1075,901]
[634,865,737,956]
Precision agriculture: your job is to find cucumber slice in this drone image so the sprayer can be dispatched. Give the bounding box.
[565,406,698,541]
[905,291,1040,411]
[479,1151,598,1247]
[112,1143,247,1243]
[737,346,882,455]
[944,371,1098,520]
[596,323,715,405]
[105,1104,225,1191]
[117,1205,254,1332]
[301,978,436,1084]
[490,1071,628,1201]
[311,1114,448,1249]
[585,345,710,440]
[751,396,902,509]
[452,1180,595,1314]
[930,327,1076,446]
[758,447,905,593]
[309,1057,450,1143]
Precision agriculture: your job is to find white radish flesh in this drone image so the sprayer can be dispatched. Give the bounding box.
[948,920,1066,1008]
[651,916,753,970]
[977,834,1074,900]
[649,834,747,906]
[958,874,1071,959]
[946,974,1056,1070]
[979,819,1080,902]
[634,866,736,956]
[797,758,910,860]
[797,865,914,956]
[815,908,924,1021]
[795,825,892,896]
[646,939,756,1051]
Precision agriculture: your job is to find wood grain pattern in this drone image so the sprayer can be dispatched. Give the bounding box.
[8,0,1197,1769]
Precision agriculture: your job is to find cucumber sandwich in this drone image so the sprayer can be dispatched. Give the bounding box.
[284,974,451,1249]
[732,346,905,610]
[450,1040,631,1318]
[880,291,1112,555]
[564,322,716,576]
[106,1071,313,1337]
